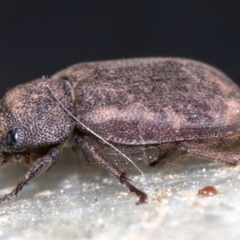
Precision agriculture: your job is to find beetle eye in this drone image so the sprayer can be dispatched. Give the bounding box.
[6,127,18,146]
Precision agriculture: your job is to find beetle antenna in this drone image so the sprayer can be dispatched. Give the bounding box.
[46,84,147,189]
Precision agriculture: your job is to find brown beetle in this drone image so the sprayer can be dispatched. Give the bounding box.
[0,58,240,204]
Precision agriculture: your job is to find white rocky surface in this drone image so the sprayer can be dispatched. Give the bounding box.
[0,149,240,240]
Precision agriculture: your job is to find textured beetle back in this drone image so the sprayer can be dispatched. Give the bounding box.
[53,58,240,145]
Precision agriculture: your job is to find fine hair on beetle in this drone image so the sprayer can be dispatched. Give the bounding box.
[46,83,147,187]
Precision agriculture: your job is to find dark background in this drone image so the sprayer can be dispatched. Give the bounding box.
[0,0,239,97]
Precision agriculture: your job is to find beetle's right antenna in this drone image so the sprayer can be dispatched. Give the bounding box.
[46,84,147,189]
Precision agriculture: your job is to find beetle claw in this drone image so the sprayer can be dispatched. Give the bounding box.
[0,191,16,204]
[119,172,148,204]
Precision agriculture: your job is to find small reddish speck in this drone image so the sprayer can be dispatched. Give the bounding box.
[197,186,218,196]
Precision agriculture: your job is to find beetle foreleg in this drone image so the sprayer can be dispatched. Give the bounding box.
[75,136,148,204]
[0,146,61,203]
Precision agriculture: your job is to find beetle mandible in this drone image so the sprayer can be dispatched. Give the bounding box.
[0,57,240,204]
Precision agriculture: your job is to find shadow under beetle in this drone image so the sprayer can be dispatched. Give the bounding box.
[1,57,240,204]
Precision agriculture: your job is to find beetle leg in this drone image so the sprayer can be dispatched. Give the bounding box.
[143,146,161,166]
[184,142,240,166]
[144,143,188,167]
[0,146,61,203]
[75,136,148,204]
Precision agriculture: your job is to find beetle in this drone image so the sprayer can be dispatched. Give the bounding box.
[0,57,240,204]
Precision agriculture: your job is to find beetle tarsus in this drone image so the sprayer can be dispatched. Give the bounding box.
[120,173,148,204]
[0,191,15,203]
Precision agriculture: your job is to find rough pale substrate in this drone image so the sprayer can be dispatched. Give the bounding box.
[0,149,240,240]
